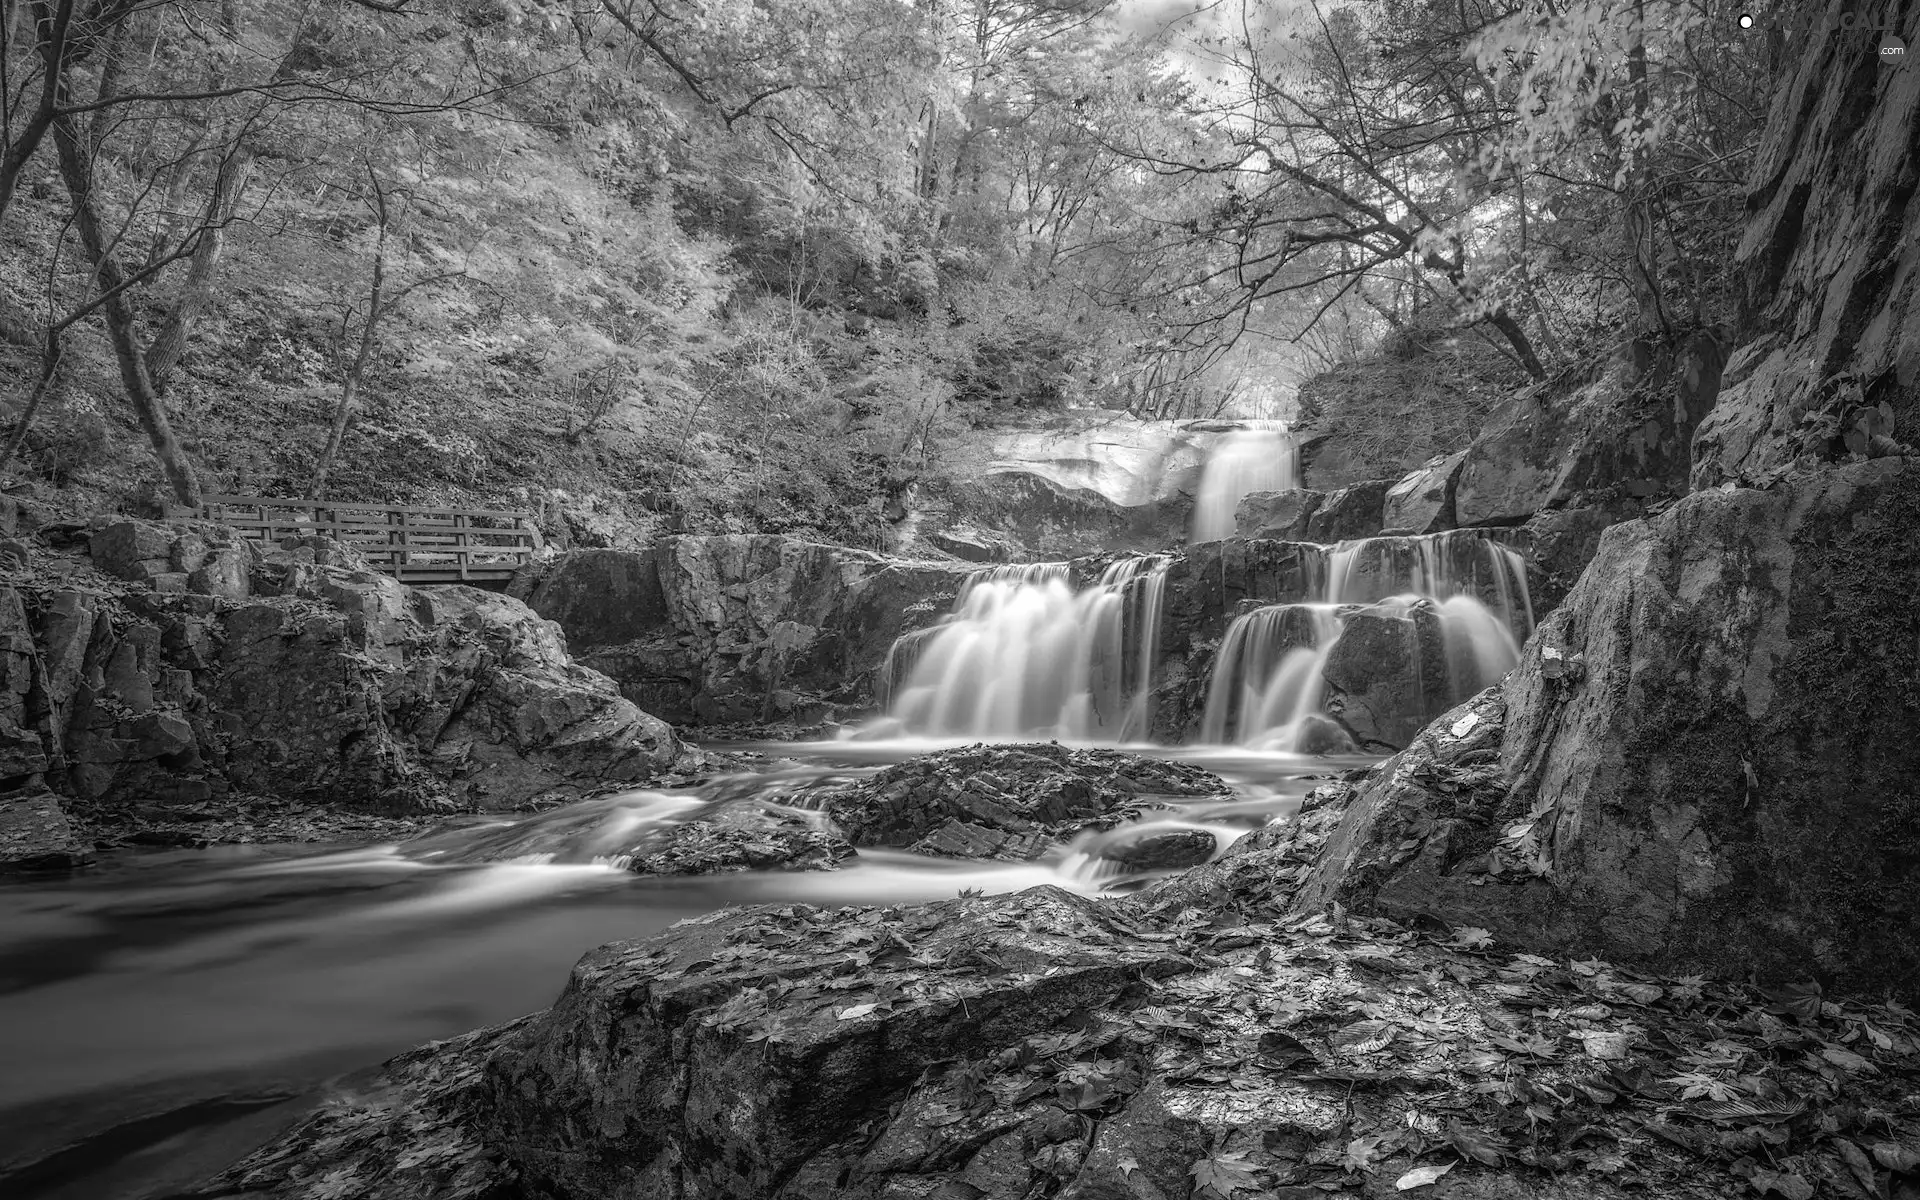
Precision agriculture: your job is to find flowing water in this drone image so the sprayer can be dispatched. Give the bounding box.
[876,557,1169,742]
[1203,532,1533,749]
[1188,427,1299,543]
[0,738,1354,1200]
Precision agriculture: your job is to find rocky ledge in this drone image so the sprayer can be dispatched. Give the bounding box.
[0,516,701,869]
[190,874,1920,1200]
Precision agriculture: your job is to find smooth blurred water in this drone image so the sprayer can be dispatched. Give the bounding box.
[0,738,1358,1200]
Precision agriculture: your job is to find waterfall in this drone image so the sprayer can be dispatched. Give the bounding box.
[1201,531,1532,750]
[880,556,1170,742]
[1190,427,1298,543]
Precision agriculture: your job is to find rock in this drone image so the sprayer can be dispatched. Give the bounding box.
[1292,460,1920,999]
[822,743,1231,860]
[521,539,972,725]
[1293,712,1358,756]
[927,526,1018,562]
[187,548,252,600]
[1096,827,1216,870]
[212,873,1912,1200]
[1304,479,1393,542]
[1381,451,1465,534]
[0,790,90,871]
[1320,604,1451,751]
[184,1018,532,1200]
[626,799,854,874]
[486,887,1192,1200]
[1454,336,1717,527]
[1690,9,1917,489]
[87,518,174,581]
[931,471,1192,560]
[1233,488,1324,539]
[1515,499,1643,614]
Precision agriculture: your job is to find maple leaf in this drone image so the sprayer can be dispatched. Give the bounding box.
[1452,925,1495,950]
[1749,1167,1814,1199]
[1341,1134,1386,1173]
[1665,1070,1743,1101]
[1190,1149,1261,1198]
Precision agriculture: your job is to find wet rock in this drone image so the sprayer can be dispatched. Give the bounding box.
[1381,451,1465,534]
[0,789,90,871]
[1305,479,1393,542]
[218,872,1920,1200]
[1096,827,1216,871]
[823,743,1231,860]
[1293,712,1359,756]
[486,887,1192,1200]
[520,539,973,725]
[1320,604,1450,751]
[184,1017,531,1200]
[1514,500,1644,615]
[1294,459,1920,999]
[1233,488,1323,540]
[627,800,854,874]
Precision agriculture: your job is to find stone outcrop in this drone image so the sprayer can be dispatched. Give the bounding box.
[1381,451,1465,534]
[1319,603,1450,751]
[821,742,1230,861]
[1304,478,1394,542]
[1288,460,1920,998]
[0,519,689,842]
[0,790,90,870]
[1690,2,1919,489]
[1453,333,1726,527]
[202,876,1920,1200]
[516,537,974,726]
[1232,488,1323,539]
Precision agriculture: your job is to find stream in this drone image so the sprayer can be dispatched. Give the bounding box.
[0,737,1364,1200]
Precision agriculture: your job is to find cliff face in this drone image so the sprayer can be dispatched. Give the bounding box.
[0,517,690,867]
[1692,0,1920,485]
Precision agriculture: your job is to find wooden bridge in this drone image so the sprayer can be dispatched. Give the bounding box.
[186,495,543,585]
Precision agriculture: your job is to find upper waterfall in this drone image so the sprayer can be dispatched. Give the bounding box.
[1189,427,1299,543]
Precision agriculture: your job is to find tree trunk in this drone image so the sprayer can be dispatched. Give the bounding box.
[147,148,253,392]
[0,332,62,476]
[312,194,390,499]
[51,110,203,508]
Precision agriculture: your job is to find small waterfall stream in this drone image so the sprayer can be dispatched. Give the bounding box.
[875,556,1170,742]
[1189,427,1299,542]
[1202,531,1533,750]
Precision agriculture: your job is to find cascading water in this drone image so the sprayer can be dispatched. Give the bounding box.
[1201,531,1533,750]
[1189,427,1299,543]
[875,556,1169,742]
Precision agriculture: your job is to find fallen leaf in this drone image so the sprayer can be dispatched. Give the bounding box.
[1451,926,1495,950]
[836,1003,880,1021]
[1191,1148,1261,1197]
[1341,1134,1385,1173]
[1872,1142,1920,1172]
[1395,1162,1455,1190]
[1580,1031,1630,1060]
[1821,1044,1877,1074]
[1749,1167,1814,1199]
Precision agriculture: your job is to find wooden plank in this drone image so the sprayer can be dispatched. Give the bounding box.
[201,494,536,521]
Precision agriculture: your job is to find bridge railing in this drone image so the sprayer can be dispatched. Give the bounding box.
[185,495,543,583]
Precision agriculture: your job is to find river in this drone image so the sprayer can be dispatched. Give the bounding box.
[0,738,1361,1200]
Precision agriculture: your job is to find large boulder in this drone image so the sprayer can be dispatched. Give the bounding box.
[204,875,1920,1200]
[1691,3,1920,488]
[1319,604,1449,751]
[821,743,1231,861]
[1304,478,1393,542]
[1232,488,1323,540]
[0,790,90,871]
[1291,459,1920,998]
[519,538,972,726]
[1381,452,1465,534]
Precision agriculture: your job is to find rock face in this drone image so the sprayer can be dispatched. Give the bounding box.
[0,790,90,871]
[822,743,1230,861]
[1318,604,1450,751]
[1304,479,1394,542]
[1691,3,1920,489]
[1232,488,1323,539]
[1454,334,1726,527]
[518,538,973,726]
[0,518,689,824]
[925,472,1194,560]
[1291,460,1920,998]
[207,873,1920,1200]
[1381,452,1465,533]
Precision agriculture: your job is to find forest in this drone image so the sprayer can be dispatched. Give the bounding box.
[1,2,1917,1200]
[2,0,1786,542]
